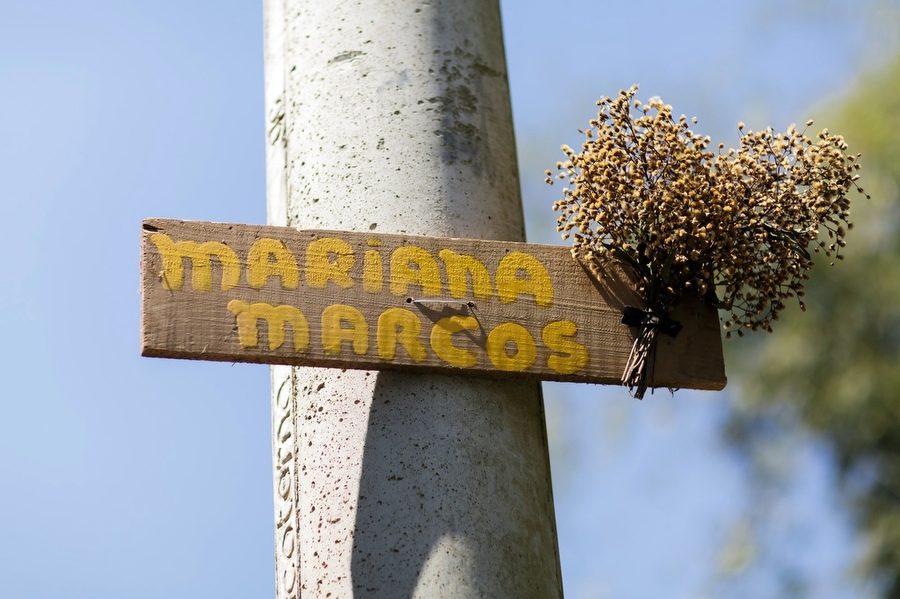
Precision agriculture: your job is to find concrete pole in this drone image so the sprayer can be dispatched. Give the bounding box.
[263,1,563,597]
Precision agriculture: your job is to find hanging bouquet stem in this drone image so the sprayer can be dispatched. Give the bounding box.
[549,86,868,398]
[621,313,660,399]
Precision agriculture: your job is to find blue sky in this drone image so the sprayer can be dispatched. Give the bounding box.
[1,1,893,597]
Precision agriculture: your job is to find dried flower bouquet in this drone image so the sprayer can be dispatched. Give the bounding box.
[549,85,868,398]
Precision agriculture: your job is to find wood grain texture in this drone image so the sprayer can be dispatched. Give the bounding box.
[141,218,726,390]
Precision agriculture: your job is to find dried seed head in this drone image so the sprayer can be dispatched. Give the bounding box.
[549,85,867,336]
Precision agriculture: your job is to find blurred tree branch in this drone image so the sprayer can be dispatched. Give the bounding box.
[728,54,900,597]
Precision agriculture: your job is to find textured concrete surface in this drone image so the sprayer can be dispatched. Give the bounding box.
[263,1,563,596]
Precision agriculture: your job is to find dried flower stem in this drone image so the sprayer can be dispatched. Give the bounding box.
[623,323,658,399]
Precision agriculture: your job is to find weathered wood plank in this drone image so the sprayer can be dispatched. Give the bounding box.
[140,218,726,390]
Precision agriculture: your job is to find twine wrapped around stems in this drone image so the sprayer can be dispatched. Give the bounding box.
[620,306,682,399]
[623,322,657,399]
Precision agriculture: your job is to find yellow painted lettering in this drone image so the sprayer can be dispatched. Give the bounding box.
[247,238,299,290]
[306,238,355,289]
[390,245,441,297]
[438,249,493,300]
[486,322,537,372]
[377,308,426,362]
[430,315,478,368]
[226,299,310,352]
[495,251,554,307]
[363,249,384,293]
[151,233,240,292]
[321,304,369,356]
[542,320,589,375]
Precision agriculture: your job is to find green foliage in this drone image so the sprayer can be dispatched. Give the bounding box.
[729,55,900,596]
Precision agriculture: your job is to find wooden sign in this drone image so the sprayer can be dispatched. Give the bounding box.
[141,218,726,389]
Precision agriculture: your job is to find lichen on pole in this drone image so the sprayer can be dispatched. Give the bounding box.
[262,1,563,597]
